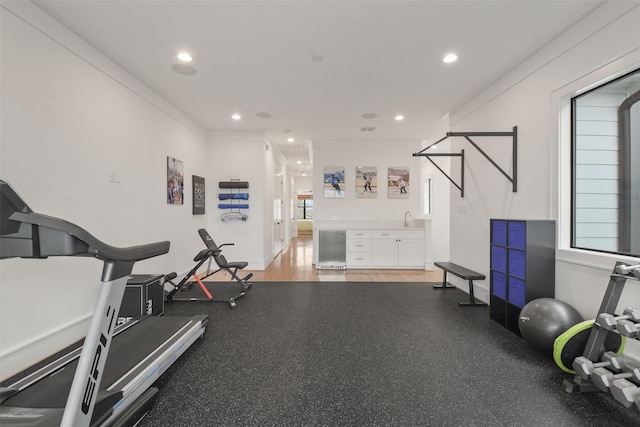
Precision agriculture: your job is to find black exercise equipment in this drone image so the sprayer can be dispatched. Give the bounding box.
[518,298,584,357]
[0,179,208,427]
[433,261,487,307]
[165,228,252,308]
[553,320,625,374]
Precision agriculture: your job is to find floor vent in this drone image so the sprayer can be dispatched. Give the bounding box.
[317,263,347,270]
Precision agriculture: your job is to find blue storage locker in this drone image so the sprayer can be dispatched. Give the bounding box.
[508,277,526,308]
[491,246,507,272]
[492,271,507,299]
[490,219,556,336]
[508,221,526,249]
[492,220,507,246]
[508,249,526,279]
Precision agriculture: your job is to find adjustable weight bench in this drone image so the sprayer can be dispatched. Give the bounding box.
[164,229,252,308]
[434,261,487,307]
[198,228,253,288]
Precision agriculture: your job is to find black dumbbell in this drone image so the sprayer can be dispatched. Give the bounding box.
[597,308,640,330]
[611,378,640,407]
[592,362,640,392]
[573,352,627,380]
[616,320,640,338]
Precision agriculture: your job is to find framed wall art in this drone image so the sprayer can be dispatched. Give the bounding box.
[192,175,205,214]
[323,166,345,198]
[356,166,377,199]
[167,156,184,205]
[388,167,409,199]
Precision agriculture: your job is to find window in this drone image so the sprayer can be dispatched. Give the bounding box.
[424,177,432,215]
[297,196,313,219]
[572,68,640,257]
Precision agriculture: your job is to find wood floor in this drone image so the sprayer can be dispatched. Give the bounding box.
[237,234,443,282]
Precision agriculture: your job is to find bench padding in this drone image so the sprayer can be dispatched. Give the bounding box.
[434,262,485,280]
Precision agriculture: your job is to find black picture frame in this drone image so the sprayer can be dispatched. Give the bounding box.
[192,175,205,215]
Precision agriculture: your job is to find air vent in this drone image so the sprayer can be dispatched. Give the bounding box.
[360,127,376,132]
[280,144,308,152]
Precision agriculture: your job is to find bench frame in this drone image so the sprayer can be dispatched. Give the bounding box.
[434,261,487,307]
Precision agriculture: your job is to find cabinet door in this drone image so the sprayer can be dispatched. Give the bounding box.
[372,231,398,266]
[398,239,424,267]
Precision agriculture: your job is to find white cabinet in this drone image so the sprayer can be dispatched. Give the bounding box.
[397,230,425,267]
[372,231,399,266]
[346,229,424,269]
[346,230,373,266]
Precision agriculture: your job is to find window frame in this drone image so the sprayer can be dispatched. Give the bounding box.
[297,196,313,220]
[553,53,640,270]
[570,67,640,258]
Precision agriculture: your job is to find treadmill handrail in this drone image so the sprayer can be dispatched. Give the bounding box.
[10,211,169,262]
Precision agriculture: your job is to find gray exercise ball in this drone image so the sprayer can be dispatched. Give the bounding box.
[518,298,584,357]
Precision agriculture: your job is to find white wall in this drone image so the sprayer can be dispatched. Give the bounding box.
[312,140,426,264]
[205,132,271,269]
[418,137,453,267]
[445,2,640,332]
[294,175,313,193]
[0,3,213,379]
[203,132,296,267]
[313,140,423,222]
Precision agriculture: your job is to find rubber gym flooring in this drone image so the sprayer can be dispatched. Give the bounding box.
[141,282,640,426]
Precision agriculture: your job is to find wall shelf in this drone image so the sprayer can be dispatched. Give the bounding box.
[218,179,249,222]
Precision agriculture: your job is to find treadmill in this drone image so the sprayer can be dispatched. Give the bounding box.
[0,180,208,427]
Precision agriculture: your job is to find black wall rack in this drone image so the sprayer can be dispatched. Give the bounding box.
[412,126,518,197]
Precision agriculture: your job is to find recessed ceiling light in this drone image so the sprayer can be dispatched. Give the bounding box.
[302,173,306,177]
[395,115,405,121]
[177,52,192,62]
[287,137,295,143]
[443,53,458,63]
[231,114,241,120]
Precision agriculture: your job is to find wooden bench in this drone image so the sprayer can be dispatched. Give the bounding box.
[434,261,487,307]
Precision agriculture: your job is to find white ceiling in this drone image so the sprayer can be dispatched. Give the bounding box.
[32,0,602,175]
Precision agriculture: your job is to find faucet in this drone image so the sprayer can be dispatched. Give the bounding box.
[404,210,412,227]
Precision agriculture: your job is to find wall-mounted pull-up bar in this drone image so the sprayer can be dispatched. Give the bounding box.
[412,126,517,198]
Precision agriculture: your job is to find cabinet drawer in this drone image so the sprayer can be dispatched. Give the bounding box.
[347,230,372,239]
[346,239,372,252]
[373,230,397,239]
[508,276,526,308]
[492,271,507,299]
[492,220,507,246]
[508,249,526,279]
[398,230,423,240]
[491,245,507,272]
[346,253,372,266]
[508,221,526,249]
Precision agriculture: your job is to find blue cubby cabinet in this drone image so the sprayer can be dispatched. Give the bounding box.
[489,219,556,335]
